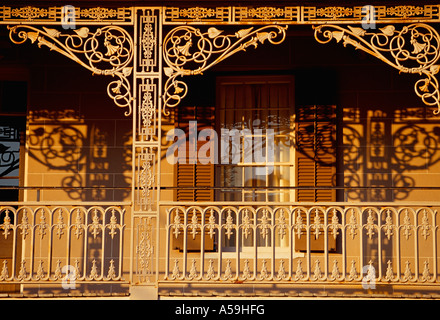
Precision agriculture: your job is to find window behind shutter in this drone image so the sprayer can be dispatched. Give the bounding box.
[216,75,295,203]
[296,105,336,202]
[0,78,26,293]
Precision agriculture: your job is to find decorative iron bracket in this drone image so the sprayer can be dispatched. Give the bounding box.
[162,25,288,115]
[8,25,134,116]
[314,23,440,114]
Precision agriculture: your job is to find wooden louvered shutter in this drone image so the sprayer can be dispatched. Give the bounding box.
[194,153,214,201]
[175,106,215,202]
[176,163,196,201]
[174,106,215,251]
[176,142,214,202]
[295,105,337,252]
[296,105,336,202]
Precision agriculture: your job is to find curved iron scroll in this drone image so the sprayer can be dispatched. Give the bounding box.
[8,25,134,116]
[314,23,440,114]
[162,25,288,115]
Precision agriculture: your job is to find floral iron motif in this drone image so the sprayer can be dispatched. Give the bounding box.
[314,23,440,114]
[162,25,287,115]
[8,25,134,115]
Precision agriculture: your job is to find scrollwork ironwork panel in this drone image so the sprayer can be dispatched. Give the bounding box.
[137,8,159,74]
[314,23,440,114]
[162,25,287,115]
[8,25,134,115]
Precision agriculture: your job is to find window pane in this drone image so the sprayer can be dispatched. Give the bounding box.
[217,76,295,204]
[0,125,20,183]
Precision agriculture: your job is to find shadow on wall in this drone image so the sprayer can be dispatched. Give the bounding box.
[343,106,440,202]
[27,109,131,202]
[294,105,440,202]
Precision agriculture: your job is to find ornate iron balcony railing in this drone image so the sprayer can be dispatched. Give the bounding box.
[1,201,440,296]
[0,204,126,285]
[164,203,439,285]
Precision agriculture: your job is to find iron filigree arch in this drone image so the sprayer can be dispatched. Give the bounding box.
[162,24,288,115]
[8,24,134,116]
[314,23,440,114]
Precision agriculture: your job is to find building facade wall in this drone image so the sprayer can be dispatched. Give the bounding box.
[0,3,440,298]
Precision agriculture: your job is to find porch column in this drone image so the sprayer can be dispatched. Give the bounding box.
[129,7,162,299]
